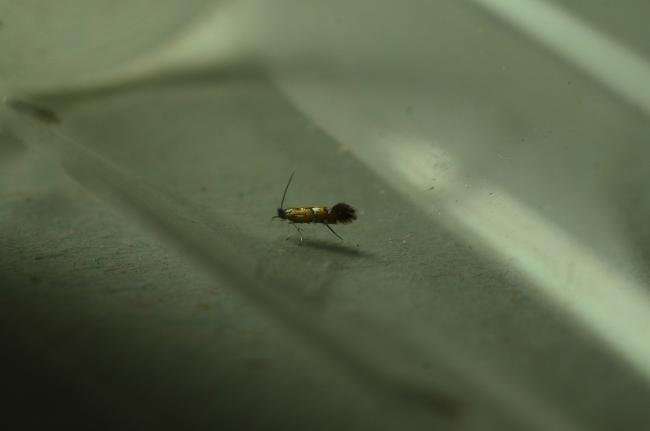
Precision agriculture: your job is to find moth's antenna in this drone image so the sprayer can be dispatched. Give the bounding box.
[279,171,295,209]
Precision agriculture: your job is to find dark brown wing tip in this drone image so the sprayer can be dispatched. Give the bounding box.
[333,203,356,224]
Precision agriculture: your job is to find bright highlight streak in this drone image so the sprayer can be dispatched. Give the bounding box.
[450,187,650,377]
[389,142,650,383]
[470,0,650,115]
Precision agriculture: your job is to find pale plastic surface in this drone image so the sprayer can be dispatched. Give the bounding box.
[0,0,214,89]
[1,1,649,430]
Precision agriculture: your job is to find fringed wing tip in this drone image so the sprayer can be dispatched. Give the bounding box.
[332,203,357,224]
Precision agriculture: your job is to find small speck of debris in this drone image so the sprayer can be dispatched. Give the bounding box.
[200,186,207,192]
[427,186,435,191]
[5,97,61,124]
[406,106,413,114]
[489,192,494,196]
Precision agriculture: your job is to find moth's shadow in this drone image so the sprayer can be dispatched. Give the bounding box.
[296,238,370,257]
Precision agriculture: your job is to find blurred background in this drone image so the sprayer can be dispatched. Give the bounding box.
[1,1,649,429]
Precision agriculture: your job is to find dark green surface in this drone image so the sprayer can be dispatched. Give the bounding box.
[2,80,648,430]
[2,1,650,430]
